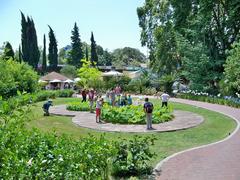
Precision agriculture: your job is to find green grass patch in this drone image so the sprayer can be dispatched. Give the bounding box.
[26,98,237,166]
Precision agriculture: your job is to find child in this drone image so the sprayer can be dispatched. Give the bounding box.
[96,96,104,123]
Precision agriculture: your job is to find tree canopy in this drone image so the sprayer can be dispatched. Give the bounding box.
[112,47,146,67]
[137,0,240,94]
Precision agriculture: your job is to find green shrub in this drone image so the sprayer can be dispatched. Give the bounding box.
[112,136,156,177]
[67,101,92,111]
[55,89,75,97]
[0,59,39,98]
[102,104,174,124]
[0,103,155,178]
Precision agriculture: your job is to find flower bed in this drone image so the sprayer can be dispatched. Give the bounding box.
[102,104,174,124]
[177,92,240,108]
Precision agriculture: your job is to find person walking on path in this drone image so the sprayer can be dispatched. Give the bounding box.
[143,97,154,130]
[161,91,170,107]
[81,89,87,102]
[88,88,95,113]
[96,96,104,123]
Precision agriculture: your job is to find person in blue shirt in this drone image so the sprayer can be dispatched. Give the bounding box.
[127,94,133,105]
[42,100,53,116]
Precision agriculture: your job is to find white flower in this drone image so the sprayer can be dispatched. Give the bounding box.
[27,158,33,166]
[42,160,47,164]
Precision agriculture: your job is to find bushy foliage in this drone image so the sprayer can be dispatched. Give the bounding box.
[78,59,102,89]
[1,90,74,111]
[102,104,173,124]
[112,136,156,177]
[0,91,156,178]
[0,112,115,179]
[103,75,131,91]
[60,65,77,78]
[0,59,39,98]
[223,41,240,95]
[67,101,93,111]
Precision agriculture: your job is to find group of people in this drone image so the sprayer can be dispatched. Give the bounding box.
[42,86,170,130]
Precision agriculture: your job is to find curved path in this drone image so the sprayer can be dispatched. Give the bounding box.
[155,98,240,180]
[50,105,203,133]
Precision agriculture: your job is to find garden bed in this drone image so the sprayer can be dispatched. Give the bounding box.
[67,102,174,124]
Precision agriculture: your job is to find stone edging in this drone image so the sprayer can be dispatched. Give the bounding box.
[50,105,204,133]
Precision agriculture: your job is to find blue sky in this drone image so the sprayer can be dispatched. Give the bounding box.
[0,0,147,54]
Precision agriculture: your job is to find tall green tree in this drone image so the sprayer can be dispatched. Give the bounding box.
[48,26,58,71]
[69,22,83,67]
[18,45,22,63]
[2,42,15,60]
[137,0,240,93]
[21,12,28,62]
[112,47,146,67]
[85,46,89,61]
[42,34,47,73]
[20,12,40,69]
[90,32,98,66]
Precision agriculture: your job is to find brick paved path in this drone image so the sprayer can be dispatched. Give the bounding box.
[155,98,240,180]
[50,105,203,133]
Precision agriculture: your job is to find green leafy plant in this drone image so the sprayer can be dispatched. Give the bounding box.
[101,104,174,124]
[67,101,93,111]
[112,136,156,177]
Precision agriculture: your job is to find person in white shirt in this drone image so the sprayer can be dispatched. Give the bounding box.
[161,91,170,107]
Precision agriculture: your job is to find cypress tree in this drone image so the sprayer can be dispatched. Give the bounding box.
[85,46,89,61]
[69,22,83,67]
[18,45,22,63]
[90,32,98,66]
[42,34,47,73]
[21,12,27,62]
[20,12,39,69]
[3,42,14,60]
[48,26,58,71]
[29,18,40,69]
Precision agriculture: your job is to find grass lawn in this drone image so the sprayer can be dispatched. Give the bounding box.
[26,97,236,167]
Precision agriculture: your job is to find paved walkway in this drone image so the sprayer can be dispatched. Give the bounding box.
[50,105,204,133]
[155,98,240,180]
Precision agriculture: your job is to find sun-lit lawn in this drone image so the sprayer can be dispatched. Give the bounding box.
[26,97,236,166]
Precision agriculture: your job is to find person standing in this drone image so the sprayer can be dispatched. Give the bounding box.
[143,97,154,130]
[109,88,116,106]
[81,89,87,102]
[96,96,104,123]
[115,85,121,96]
[161,91,170,107]
[88,88,95,113]
[127,94,133,105]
